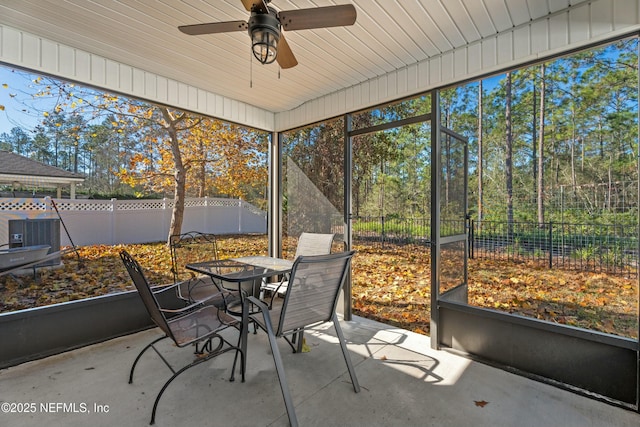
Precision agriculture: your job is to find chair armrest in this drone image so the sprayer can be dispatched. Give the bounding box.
[158,287,230,314]
[246,295,269,313]
[151,282,181,295]
[271,280,288,295]
[245,296,279,351]
[246,296,278,332]
[159,301,205,314]
[260,276,288,308]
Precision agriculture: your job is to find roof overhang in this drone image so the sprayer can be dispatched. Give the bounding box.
[0,173,85,186]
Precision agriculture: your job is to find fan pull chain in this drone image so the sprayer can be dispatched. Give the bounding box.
[250,48,253,88]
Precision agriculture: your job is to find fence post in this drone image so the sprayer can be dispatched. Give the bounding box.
[162,198,167,238]
[110,198,117,245]
[469,219,474,259]
[548,221,553,269]
[203,196,209,233]
[381,216,385,248]
[43,196,52,216]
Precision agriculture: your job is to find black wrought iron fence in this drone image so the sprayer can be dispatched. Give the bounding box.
[351,216,430,246]
[351,216,639,278]
[470,220,639,278]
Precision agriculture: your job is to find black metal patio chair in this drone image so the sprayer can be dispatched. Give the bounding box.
[169,231,240,310]
[259,232,335,301]
[120,250,245,425]
[245,250,360,427]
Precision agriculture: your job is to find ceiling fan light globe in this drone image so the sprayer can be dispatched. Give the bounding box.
[251,28,278,64]
[249,9,280,65]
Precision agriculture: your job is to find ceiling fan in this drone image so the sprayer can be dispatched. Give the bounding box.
[178,0,357,69]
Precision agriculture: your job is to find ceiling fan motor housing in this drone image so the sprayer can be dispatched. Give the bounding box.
[179,2,356,69]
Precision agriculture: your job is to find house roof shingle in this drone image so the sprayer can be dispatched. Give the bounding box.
[0,150,84,181]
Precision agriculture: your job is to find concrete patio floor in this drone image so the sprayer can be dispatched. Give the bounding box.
[1,315,638,427]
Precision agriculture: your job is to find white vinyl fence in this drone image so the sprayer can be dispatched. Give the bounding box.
[0,197,266,247]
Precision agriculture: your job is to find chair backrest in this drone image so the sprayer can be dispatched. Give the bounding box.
[277,250,355,335]
[293,232,335,259]
[120,250,172,338]
[169,231,219,283]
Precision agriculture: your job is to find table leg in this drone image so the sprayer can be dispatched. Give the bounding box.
[241,300,249,375]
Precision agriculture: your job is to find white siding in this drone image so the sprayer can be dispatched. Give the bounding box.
[0,25,275,131]
[275,0,640,131]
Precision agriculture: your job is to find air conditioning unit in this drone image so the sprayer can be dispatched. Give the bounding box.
[8,219,61,267]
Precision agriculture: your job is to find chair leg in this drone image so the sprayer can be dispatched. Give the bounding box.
[150,356,207,424]
[332,313,360,393]
[129,336,169,384]
[150,345,240,425]
[265,322,299,427]
[295,330,304,353]
[230,343,245,383]
[241,301,250,378]
[248,296,298,427]
[231,322,246,383]
[282,329,302,354]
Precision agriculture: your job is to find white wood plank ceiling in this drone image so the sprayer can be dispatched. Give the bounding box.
[0,0,613,119]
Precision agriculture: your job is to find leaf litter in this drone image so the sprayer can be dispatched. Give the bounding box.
[0,236,637,339]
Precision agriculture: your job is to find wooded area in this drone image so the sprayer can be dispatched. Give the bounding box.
[454,38,639,227]
[279,38,639,233]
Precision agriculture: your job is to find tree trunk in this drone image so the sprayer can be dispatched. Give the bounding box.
[532,73,537,195]
[598,121,604,158]
[197,138,206,197]
[571,126,577,197]
[477,81,483,226]
[537,63,546,226]
[607,155,613,210]
[505,72,514,233]
[73,137,79,174]
[161,108,186,243]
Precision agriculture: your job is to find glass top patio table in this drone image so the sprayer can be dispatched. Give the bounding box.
[185,256,293,378]
[185,256,293,283]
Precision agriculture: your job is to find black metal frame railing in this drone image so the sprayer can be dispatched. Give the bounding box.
[470,220,639,277]
[349,216,639,277]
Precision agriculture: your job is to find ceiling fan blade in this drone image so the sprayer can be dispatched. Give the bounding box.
[179,21,247,35]
[241,0,269,14]
[277,33,298,69]
[279,4,356,31]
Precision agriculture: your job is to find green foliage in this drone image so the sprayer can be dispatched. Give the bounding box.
[571,245,598,261]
